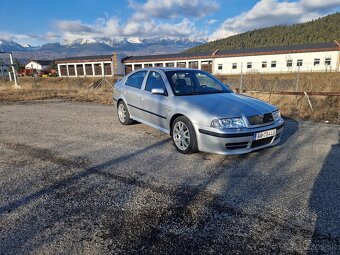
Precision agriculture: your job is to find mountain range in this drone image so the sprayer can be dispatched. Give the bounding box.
[0,37,206,63]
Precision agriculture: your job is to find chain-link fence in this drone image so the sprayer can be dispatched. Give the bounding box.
[217,71,340,93]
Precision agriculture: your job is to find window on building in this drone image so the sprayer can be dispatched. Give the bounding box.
[262,61,267,68]
[125,71,147,89]
[325,58,331,66]
[165,62,175,67]
[94,63,102,75]
[232,63,237,69]
[104,63,111,75]
[77,64,84,76]
[189,61,199,69]
[144,63,153,68]
[85,64,93,75]
[247,62,252,69]
[287,60,293,67]
[218,64,223,70]
[177,62,186,68]
[60,65,67,76]
[271,61,277,68]
[154,63,163,67]
[314,58,320,66]
[297,59,303,67]
[134,64,142,70]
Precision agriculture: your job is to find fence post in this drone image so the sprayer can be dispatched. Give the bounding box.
[304,91,314,111]
[0,59,4,82]
[295,65,300,92]
[240,62,243,92]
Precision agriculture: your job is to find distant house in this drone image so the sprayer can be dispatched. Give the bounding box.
[25,60,52,72]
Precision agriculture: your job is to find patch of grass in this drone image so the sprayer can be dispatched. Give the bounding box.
[247,92,340,124]
[217,72,340,92]
[1,76,339,124]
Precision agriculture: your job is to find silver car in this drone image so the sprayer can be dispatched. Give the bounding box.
[113,68,284,155]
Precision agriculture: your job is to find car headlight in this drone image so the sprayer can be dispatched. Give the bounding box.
[272,110,281,121]
[211,117,245,129]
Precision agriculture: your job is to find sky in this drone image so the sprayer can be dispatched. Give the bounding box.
[0,0,339,46]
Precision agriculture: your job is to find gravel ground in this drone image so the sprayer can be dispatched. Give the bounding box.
[0,100,339,254]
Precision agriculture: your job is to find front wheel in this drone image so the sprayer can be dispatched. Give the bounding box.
[172,116,198,154]
[117,101,134,125]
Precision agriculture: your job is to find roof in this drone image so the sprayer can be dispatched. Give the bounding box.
[27,60,52,66]
[215,41,340,57]
[122,51,214,63]
[123,41,340,63]
[55,54,113,63]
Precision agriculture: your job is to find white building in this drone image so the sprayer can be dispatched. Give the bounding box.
[25,60,52,71]
[122,41,340,75]
[55,53,126,77]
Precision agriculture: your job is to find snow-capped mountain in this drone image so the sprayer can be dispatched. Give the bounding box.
[0,39,40,52]
[59,36,205,48]
[0,36,206,62]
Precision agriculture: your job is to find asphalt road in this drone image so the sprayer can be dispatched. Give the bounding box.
[0,100,339,254]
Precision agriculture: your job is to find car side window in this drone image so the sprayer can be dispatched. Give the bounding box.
[145,71,167,93]
[125,71,147,89]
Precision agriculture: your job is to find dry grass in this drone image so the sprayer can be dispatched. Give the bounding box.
[1,76,339,124]
[217,72,340,92]
[0,77,114,104]
[246,92,340,124]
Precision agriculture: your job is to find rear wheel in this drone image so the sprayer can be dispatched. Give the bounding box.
[172,116,198,154]
[117,101,133,125]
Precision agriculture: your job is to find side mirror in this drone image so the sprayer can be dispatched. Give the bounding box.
[151,87,166,95]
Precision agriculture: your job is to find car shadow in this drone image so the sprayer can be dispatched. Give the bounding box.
[308,131,340,253]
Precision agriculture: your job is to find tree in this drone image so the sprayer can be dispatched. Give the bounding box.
[13,58,21,72]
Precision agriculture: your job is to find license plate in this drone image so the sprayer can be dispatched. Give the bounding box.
[254,129,276,140]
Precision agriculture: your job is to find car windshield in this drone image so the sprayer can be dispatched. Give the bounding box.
[165,70,233,96]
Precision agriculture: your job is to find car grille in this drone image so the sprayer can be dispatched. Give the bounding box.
[251,137,273,148]
[247,113,273,126]
[225,142,249,150]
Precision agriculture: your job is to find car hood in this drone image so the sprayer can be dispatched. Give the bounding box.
[177,93,277,118]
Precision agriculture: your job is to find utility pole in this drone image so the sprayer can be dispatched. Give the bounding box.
[8,52,20,88]
[0,52,20,88]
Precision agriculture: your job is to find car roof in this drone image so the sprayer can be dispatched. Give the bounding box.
[135,67,203,72]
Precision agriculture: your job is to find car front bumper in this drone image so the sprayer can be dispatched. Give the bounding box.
[194,120,284,155]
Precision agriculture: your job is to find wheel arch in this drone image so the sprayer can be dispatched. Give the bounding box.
[117,98,124,107]
[169,113,191,136]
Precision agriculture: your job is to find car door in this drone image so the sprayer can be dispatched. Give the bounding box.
[124,70,148,119]
[139,71,169,130]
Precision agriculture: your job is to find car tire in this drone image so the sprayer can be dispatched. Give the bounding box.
[117,101,134,125]
[171,116,198,154]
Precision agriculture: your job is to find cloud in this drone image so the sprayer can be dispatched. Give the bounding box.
[207,19,217,25]
[300,0,340,10]
[0,31,60,45]
[129,0,219,20]
[54,17,198,40]
[210,0,340,40]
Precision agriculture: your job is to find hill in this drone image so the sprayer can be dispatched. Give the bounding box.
[186,13,340,53]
